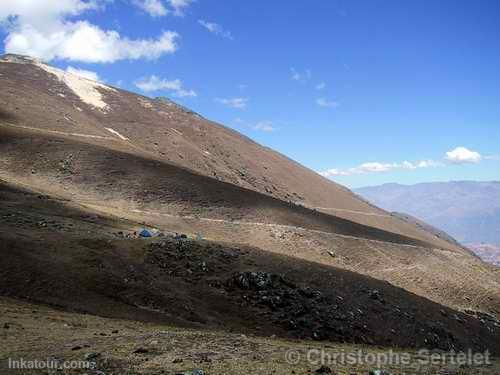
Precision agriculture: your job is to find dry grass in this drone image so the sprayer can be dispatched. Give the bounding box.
[1,297,498,375]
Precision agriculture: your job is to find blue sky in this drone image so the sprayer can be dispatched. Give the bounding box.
[1,0,499,188]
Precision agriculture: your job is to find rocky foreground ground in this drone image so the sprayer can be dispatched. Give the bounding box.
[1,297,499,375]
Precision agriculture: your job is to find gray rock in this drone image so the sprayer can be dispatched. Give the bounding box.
[84,352,100,360]
[315,366,333,374]
[176,370,205,375]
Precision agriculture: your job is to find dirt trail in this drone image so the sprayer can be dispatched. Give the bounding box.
[313,206,391,218]
[0,121,114,140]
[127,207,422,249]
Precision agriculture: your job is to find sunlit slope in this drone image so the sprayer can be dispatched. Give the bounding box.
[0,53,464,252]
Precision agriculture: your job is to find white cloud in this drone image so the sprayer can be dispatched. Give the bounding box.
[215,97,248,109]
[316,97,339,108]
[290,67,311,83]
[135,75,196,97]
[320,159,444,178]
[252,120,275,132]
[0,0,179,62]
[167,0,194,16]
[132,0,168,17]
[198,20,233,40]
[416,159,444,168]
[319,168,347,177]
[355,162,398,174]
[0,0,98,29]
[66,66,100,81]
[315,82,326,90]
[320,148,486,179]
[445,147,482,164]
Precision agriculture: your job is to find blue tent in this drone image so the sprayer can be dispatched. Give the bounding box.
[139,229,152,238]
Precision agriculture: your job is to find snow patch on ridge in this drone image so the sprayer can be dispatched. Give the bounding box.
[0,54,39,64]
[35,61,116,110]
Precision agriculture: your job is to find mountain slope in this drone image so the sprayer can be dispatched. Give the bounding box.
[1,54,500,318]
[0,53,463,252]
[1,180,499,355]
[0,125,428,247]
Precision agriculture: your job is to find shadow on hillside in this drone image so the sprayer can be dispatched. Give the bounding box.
[0,107,17,123]
[0,180,499,355]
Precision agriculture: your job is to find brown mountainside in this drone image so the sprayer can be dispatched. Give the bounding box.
[1,54,499,320]
[0,54,461,252]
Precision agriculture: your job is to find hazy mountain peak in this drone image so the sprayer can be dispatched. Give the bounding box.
[356,181,500,247]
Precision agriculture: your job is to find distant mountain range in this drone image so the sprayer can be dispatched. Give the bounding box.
[355,181,500,265]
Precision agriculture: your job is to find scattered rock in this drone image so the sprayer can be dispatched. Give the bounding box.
[227,271,293,291]
[315,365,333,374]
[369,289,381,300]
[369,370,390,375]
[176,370,205,375]
[84,352,101,360]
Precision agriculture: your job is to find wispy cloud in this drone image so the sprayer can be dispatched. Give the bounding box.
[215,97,248,109]
[315,82,326,90]
[167,0,194,16]
[291,67,311,83]
[132,0,168,17]
[316,97,339,108]
[233,118,277,132]
[132,0,194,17]
[485,154,500,161]
[445,147,482,164]
[320,160,444,178]
[320,146,490,178]
[198,20,233,40]
[134,75,196,97]
[252,120,276,132]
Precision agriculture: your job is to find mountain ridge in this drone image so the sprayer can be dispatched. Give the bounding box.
[0,53,462,251]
